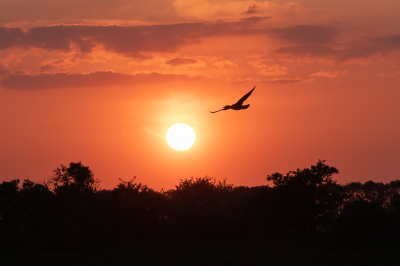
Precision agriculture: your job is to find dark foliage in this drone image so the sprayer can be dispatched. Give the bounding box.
[51,161,99,196]
[333,200,399,250]
[266,160,343,233]
[1,160,400,253]
[164,176,241,238]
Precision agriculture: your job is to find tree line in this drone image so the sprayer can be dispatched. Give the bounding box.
[1,160,400,250]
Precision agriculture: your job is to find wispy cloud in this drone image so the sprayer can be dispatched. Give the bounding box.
[310,70,347,78]
[0,71,197,90]
[267,25,338,44]
[0,17,270,57]
[165,58,198,66]
[261,77,301,84]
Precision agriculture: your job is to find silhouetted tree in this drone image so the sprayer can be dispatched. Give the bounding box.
[343,180,400,210]
[19,179,57,238]
[333,200,395,250]
[389,192,400,213]
[2,160,400,253]
[266,160,343,233]
[63,177,169,244]
[0,179,25,239]
[238,185,276,233]
[165,176,237,238]
[107,178,167,241]
[342,181,363,202]
[51,161,99,196]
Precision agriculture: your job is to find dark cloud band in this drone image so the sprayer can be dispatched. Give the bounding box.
[0,71,196,90]
[0,17,270,56]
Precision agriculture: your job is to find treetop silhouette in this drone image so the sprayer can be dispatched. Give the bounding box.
[50,161,99,195]
[1,160,400,250]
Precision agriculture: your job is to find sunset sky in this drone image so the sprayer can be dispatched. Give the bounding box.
[1,0,399,190]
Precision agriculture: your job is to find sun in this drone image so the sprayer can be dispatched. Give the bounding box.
[166,123,196,151]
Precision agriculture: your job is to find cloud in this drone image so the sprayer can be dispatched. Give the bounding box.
[239,16,270,24]
[173,0,272,21]
[269,25,400,63]
[259,65,287,76]
[243,3,264,15]
[273,33,400,63]
[246,53,264,59]
[261,78,301,84]
[2,20,398,65]
[275,44,335,58]
[231,78,253,85]
[380,71,400,78]
[283,2,296,10]
[267,25,338,44]
[39,59,66,72]
[0,71,196,90]
[212,60,237,68]
[165,57,198,66]
[231,76,299,85]
[266,25,383,63]
[0,0,178,24]
[243,1,276,15]
[0,64,9,76]
[372,35,400,46]
[276,44,336,57]
[247,59,267,69]
[0,17,270,57]
[310,70,347,78]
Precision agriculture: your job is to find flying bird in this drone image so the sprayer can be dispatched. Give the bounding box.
[210,86,256,113]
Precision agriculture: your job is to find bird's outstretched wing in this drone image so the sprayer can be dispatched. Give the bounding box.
[234,86,256,106]
[210,109,224,113]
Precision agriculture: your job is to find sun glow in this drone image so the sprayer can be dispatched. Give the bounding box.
[166,123,196,151]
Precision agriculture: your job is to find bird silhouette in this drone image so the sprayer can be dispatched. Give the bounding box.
[210,86,256,113]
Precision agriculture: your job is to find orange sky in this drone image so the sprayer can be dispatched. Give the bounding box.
[1,0,399,190]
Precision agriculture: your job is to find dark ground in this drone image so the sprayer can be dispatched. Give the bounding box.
[2,235,400,266]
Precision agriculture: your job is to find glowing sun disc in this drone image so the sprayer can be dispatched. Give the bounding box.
[166,123,196,151]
